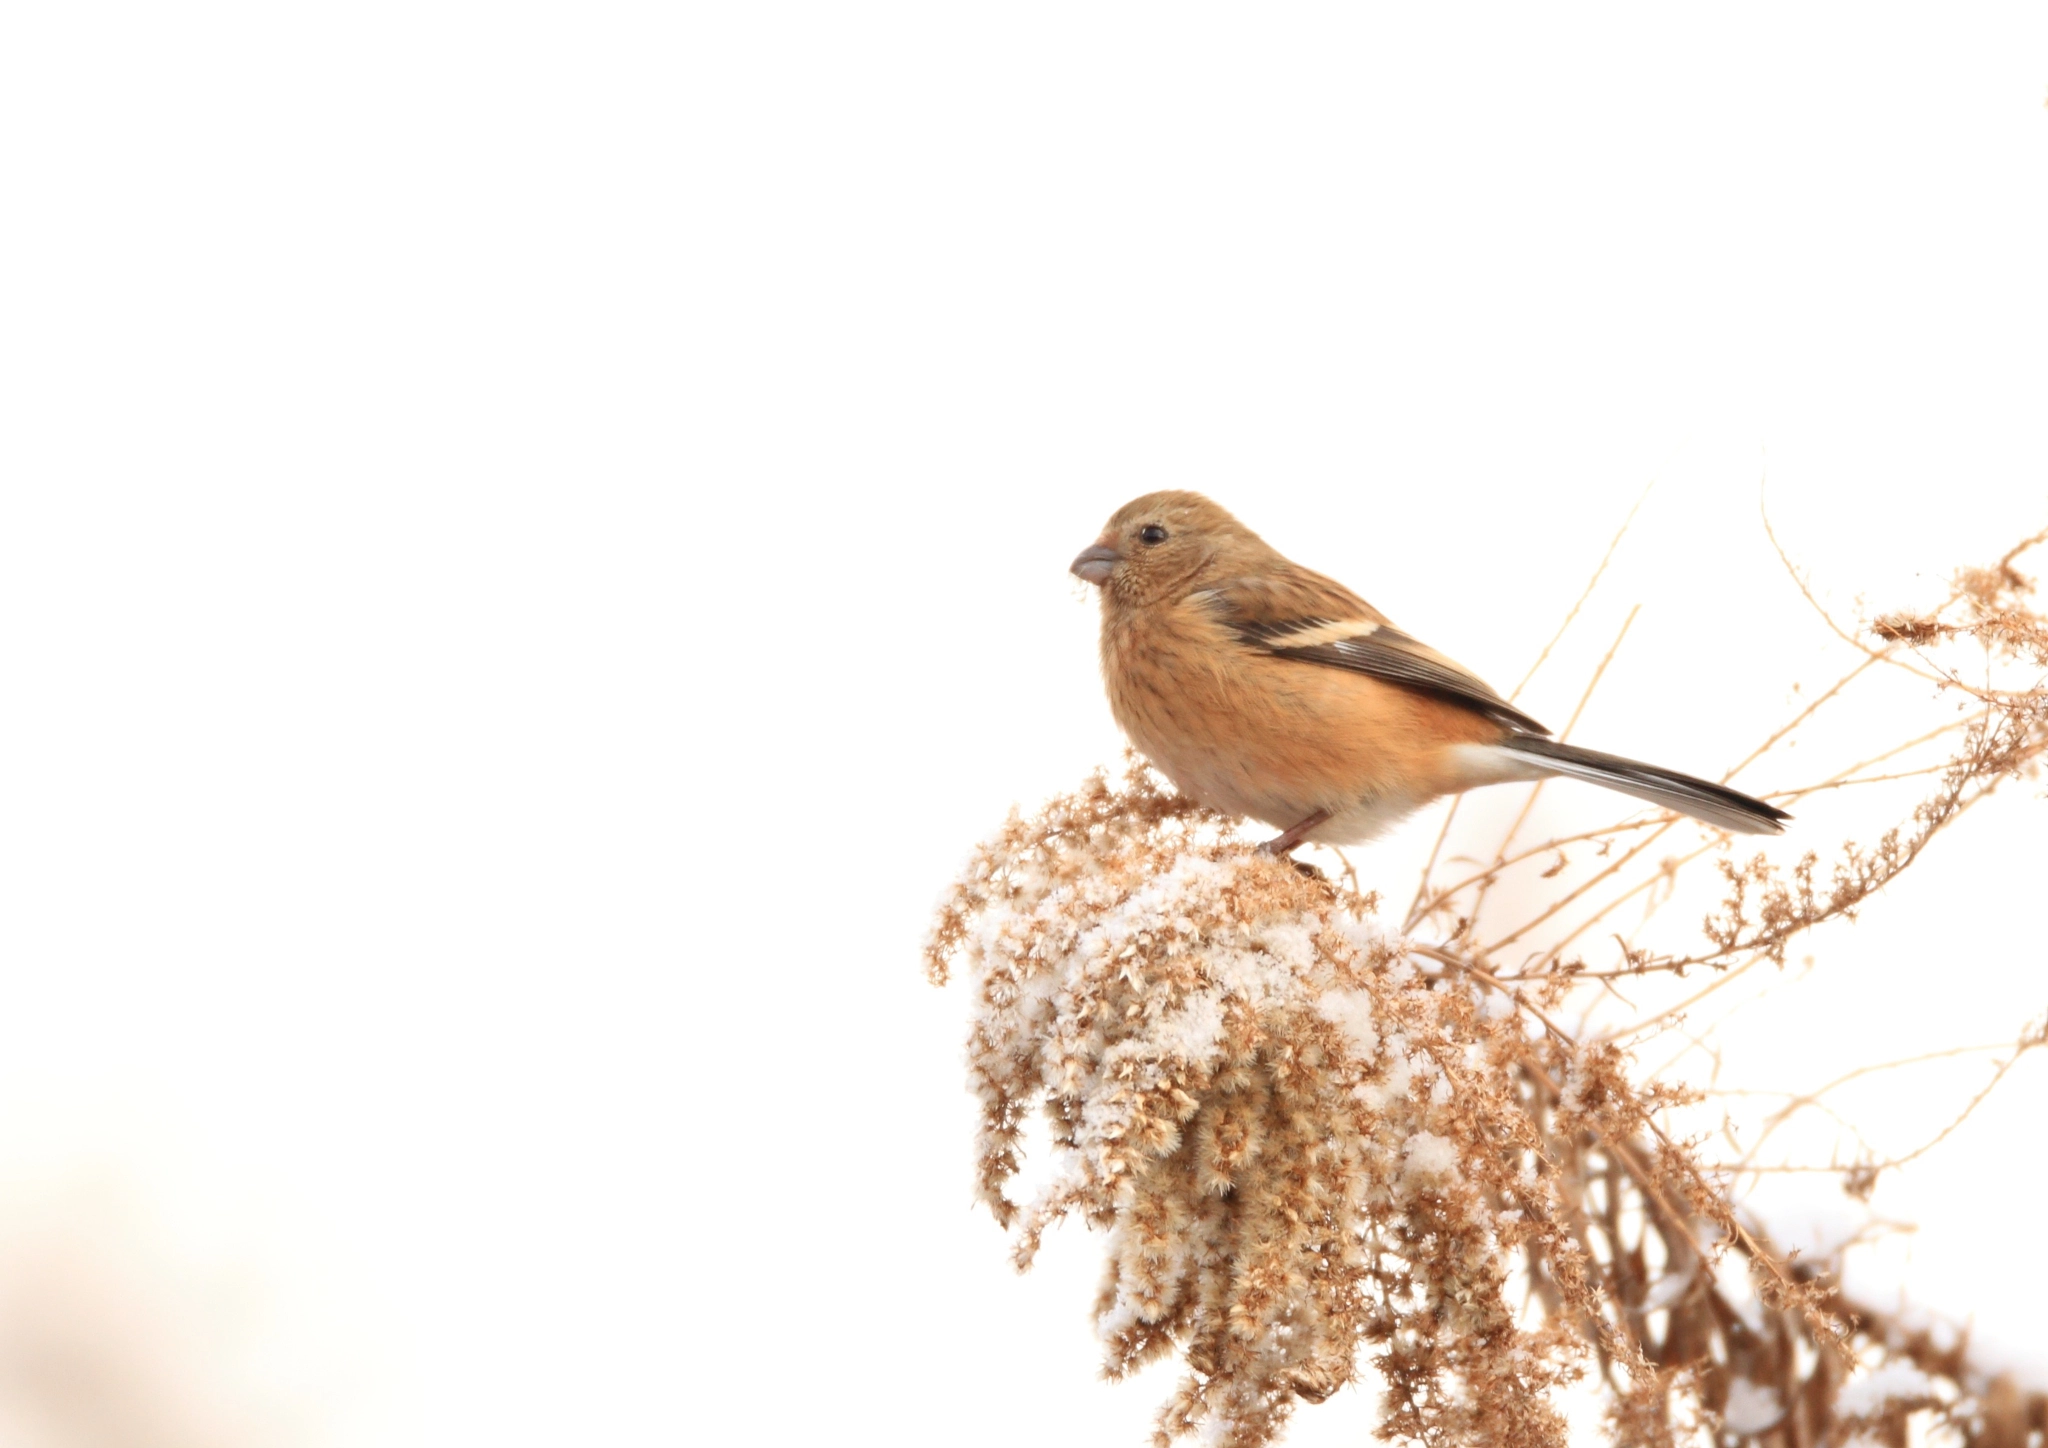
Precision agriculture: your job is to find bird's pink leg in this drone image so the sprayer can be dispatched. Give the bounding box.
[1259,809,1332,856]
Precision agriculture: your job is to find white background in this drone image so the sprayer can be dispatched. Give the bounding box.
[2,5,2044,1445]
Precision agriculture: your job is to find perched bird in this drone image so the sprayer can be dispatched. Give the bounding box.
[1070,491,1788,849]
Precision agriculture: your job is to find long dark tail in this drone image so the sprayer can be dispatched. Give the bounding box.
[1496,736,1790,835]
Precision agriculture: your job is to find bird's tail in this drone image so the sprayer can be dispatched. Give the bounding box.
[1491,735,1790,835]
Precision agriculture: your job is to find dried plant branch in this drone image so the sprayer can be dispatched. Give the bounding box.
[930,524,2048,1448]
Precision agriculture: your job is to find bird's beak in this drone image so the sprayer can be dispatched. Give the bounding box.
[1070,543,1120,586]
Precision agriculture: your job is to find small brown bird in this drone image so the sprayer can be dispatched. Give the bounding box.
[1071,491,1788,850]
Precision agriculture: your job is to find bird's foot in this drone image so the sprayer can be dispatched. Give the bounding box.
[1258,809,1332,858]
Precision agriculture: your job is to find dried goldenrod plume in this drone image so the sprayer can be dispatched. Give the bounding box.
[926,765,1628,1448]
[927,525,2048,1448]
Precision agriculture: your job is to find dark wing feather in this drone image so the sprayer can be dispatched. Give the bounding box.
[1272,629,1551,734]
[1200,572,1551,736]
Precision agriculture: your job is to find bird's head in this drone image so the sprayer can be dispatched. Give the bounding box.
[1070,491,1274,607]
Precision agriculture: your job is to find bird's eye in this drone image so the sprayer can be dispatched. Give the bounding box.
[1138,524,1169,545]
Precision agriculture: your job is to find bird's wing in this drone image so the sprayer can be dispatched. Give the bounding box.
[1197,570,1552,735]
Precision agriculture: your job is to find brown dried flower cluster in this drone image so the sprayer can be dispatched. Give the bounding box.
[927,766,1613,1448]
[927,525,2048,1448]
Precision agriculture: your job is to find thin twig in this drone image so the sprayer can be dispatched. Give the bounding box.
[1736,1033,2048,1171]
[1761,501,1949,689]
[1591,955,1768,1044]
[1407,487,1649,930]
[1510,485,1651,702]
[1737,1048,2035,1177]
[1470,606,1642,929]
